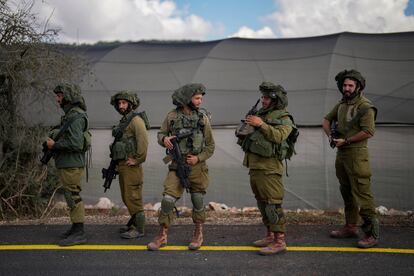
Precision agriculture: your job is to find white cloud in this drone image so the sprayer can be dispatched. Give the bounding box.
[33,0,213,43]
[230,26,276,39]
[267,0,414,38]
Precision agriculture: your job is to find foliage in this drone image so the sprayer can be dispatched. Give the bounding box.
[0,0,84,219]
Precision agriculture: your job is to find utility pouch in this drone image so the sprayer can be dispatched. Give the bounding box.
[247,131,275,158]
[111,141,128,161]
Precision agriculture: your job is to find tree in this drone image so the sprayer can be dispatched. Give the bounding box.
[0,0,85,219]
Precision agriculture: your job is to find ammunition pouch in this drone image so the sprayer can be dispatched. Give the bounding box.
[242,130,276,158]
[110,141,128,161]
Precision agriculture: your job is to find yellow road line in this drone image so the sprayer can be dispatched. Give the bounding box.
[0,245,413,254]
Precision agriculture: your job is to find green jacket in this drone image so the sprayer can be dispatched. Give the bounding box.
[325,94,377,149]
[52,105,86,168]
[243,108,293,174]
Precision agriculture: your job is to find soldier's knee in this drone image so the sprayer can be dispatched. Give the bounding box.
[160,194,177,215]
[191,193,204,212]
[63,189,82,210]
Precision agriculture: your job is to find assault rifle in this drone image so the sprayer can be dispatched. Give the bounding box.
[102,159,118,193]
[101,127,124,193]
[166,128,194,192]
[235,99,260,138]
[329,120,338,148]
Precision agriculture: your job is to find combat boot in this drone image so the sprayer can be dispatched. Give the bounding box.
[58,223,87,246]
[60,224,75,239]
[147,225,168,251]
[253,230,275,247]
[120,226,144,239]
[188,222,203,250]
[259,232,287,255]
[357,235,378,248]
[330,224,358,238]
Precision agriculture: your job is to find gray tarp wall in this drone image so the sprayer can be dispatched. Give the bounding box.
[30,32,414,210]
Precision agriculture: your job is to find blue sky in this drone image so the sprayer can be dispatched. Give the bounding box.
[31,0,414,44]
[174,0,276,39]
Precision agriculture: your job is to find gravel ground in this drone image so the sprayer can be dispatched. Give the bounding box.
[1,208,413,227]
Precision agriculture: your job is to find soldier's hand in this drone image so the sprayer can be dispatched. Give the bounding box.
[333,138,346,147]
[126,157,138,166]
[186,154,199,166]
[163,136,175,150]
[46,138,55,149]
[245,115,263,127]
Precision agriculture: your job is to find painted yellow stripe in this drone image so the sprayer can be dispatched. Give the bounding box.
[0,245,413,254]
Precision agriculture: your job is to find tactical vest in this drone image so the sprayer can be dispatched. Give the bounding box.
[110,112,150,161]
[170,109,205,155]
[241,109,298,160]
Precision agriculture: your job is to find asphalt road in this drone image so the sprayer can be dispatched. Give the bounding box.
[0,224,413,276]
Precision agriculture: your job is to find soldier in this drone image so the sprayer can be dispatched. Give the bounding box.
[323,69,379,248]
[147,83,215,251]
[47,83,89,246]
[110,91,149,239]
[237,82,296,256]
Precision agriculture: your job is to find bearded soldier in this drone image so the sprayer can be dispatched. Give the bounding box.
[237,82,297,256]
[323,69,379,248]
[110,91,149,239]
[147,83,215,251]
[47,83,89,246]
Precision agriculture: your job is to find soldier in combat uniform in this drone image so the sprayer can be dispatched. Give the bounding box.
[110,91,149,239]
[323,69,379,248]
[147,83,215,251]
[47,83,89,246]
[237,82,296,255]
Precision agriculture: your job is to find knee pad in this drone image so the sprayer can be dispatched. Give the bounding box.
[63,190,82,210]
[265,204,282,225]
[161,194,177,215]
[190,193,204,212]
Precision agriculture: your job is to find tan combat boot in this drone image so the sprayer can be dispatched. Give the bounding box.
[188,222,203,250]
[330,224,358,238]
[357,235,378,248]
[259,232,287,255]
[253,230,275,247]
[147,225,168,251]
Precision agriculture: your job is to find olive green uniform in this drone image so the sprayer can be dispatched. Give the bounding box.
[157,109,215,226]
[113,113,148,216]
[242,108,293,233]
[325,94,379,237]
[53,105,87,224]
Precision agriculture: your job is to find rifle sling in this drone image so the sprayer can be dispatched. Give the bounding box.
[54,113,85,142]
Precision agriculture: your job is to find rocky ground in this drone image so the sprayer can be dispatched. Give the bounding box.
[1,201,413,227]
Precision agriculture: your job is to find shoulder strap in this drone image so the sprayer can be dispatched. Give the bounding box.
[54,113,85,142]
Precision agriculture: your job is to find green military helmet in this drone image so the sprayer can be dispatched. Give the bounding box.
[54,83,86,110]
[259,81,288,109]
[172,83,206,107]
[335,69,366,93]
[110,91,140,110]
